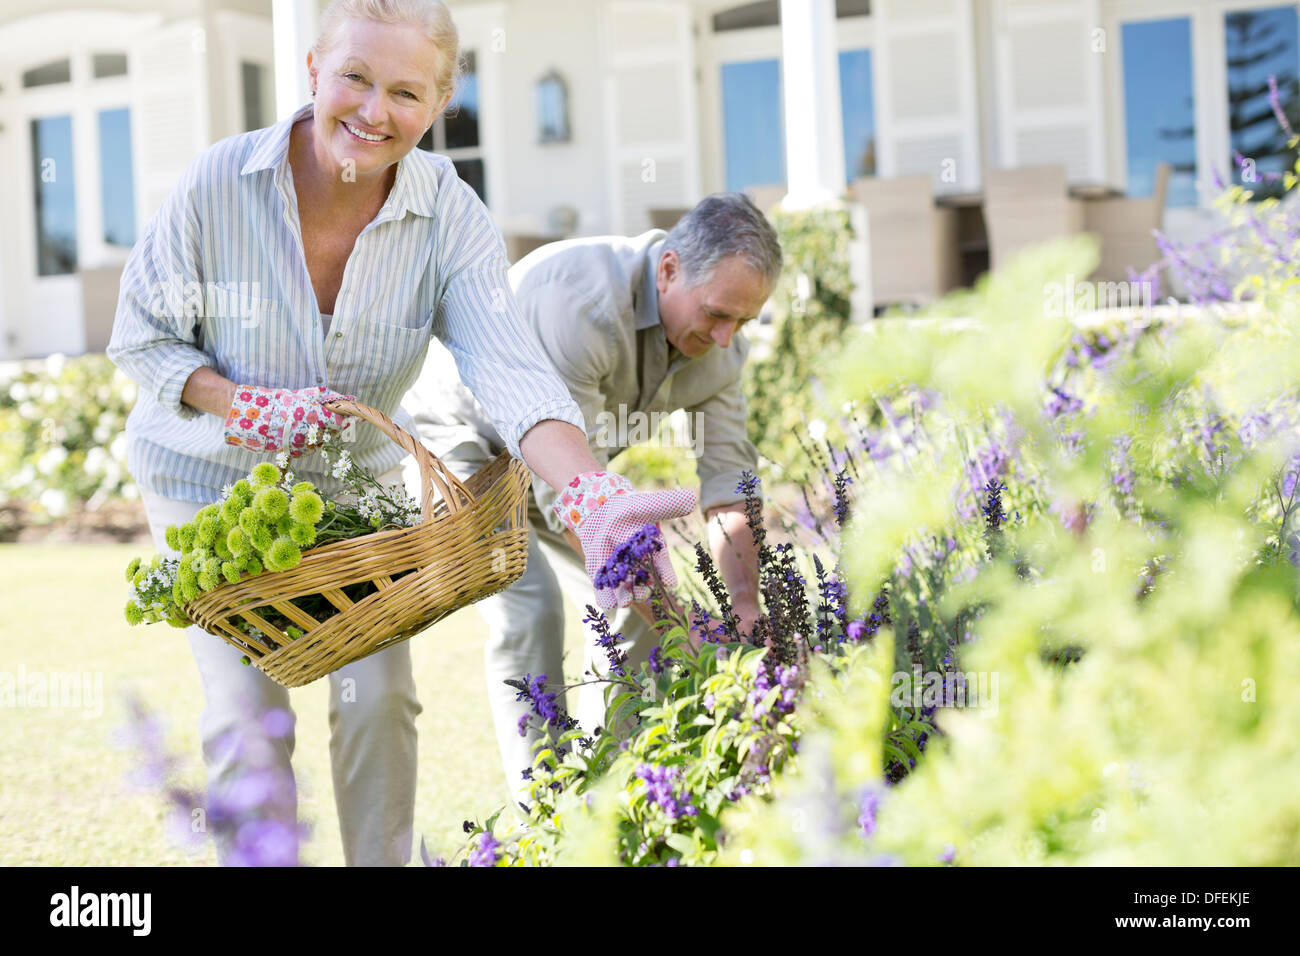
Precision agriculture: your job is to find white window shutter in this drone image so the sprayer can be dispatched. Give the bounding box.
[871,0,981,193]
[993,0,1106,184]
[130,20,210,223]
[602,0,701,234]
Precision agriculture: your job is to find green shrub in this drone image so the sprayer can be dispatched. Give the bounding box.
[0,354,137,519]
[743,205,853,479]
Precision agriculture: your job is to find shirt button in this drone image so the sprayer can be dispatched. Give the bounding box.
[335,331,343,338]
[316,376,324,384]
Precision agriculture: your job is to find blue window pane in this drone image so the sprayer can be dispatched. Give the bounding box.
[1225,5,1300,199]
[839,47,875,182]
[721,59,785,193]
[445,50,479,150]
[98,108,136,246]
[1122,18,1197,207]
[31,115,77,277]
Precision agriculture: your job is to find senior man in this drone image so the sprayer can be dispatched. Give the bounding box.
[404,193,782,801]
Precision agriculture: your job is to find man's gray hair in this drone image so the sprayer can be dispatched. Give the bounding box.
[662,192,783,289]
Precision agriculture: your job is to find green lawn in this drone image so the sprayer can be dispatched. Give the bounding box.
[0,543,591,866]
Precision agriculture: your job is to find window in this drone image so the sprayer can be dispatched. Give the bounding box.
[92,53,128,79]
[98,108,136,246]
[712,0,870,32]
[721,59,785,192]
[419,51,486,203]
[720,48,875,192]
[1225,5,1300,199]
[840,48,876,181]
[31,115,78,276]
[1121,17,1197,207]
[22,59,71,88]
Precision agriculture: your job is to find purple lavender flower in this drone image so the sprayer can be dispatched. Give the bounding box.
[584,606,629,677]
[469,831,501,867]
[593,524,664,593]
[857,786,882,838]
[512,672,577,732]
[648,645,665,675]
[634,763,697,821]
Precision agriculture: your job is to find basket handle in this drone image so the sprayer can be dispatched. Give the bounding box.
[322,399,475,520]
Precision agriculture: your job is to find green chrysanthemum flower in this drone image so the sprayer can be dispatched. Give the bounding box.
[213,534,232,561]
[220,496,243,523]
[132,568,147,587]
[196,517,220,548]
[231,478,254,501]
[238,508,265,535]
[190,548,210,566]
[180,580,201,603]
[164,525,181,551]
[226,527,250,556]
[166,612,189,628]
[124,557,142,582]
[251,462,281,487]
[250,525,274,553]
[286,626,304,640]
[176,523,197,552]
[177,563,198,587]
[197,570,219,591]
[221,561,241,584]
[255,486,289,521]
[276,515,293,536]
[267,537,302,572]
[291,481,315,495]
[196,504,221,524]
[124,600,145,626]
[288,521,317,547]
[289,491,324,525]
[244,555,264,576]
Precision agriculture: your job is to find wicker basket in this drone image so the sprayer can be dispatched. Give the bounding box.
[183,399,531,687]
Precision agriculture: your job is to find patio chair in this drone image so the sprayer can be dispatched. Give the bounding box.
[648,207,691,231]
[503,233,556,264]
[1083,162,1171,284]
[744,183,787,217]
[850,175,963,309]
[983,165,1084,271]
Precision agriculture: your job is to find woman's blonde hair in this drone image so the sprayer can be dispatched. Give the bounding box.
[312,0,461,105]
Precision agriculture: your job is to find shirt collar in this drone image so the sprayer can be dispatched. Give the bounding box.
[240,102,439,219]
[635,236,667,331]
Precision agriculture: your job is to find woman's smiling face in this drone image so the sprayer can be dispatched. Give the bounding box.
[307,18,451,177]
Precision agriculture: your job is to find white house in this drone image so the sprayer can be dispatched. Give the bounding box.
[1,0,1297,358]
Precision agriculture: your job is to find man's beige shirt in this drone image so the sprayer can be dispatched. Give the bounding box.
[405,229,760,532]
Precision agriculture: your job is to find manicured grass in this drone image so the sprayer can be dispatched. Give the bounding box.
[0,543,590,866]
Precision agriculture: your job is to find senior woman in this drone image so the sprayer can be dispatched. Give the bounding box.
[108,0,691,867]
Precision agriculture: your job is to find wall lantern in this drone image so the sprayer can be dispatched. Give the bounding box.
[535,69,570,144]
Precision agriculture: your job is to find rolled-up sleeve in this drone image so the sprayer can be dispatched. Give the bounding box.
[688,345,762,515]
[433,182,584,460]
[106,160,215,421]
[513,278,617,527]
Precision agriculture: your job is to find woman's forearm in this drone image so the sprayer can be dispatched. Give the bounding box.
[181,366,238,419]
[518,419,602,493]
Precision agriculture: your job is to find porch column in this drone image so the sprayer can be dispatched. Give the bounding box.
[779,0,845,209]
[273,0,318,121]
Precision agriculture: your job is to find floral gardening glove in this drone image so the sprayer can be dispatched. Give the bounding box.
[555,471,697,609]
[224,385,355,457]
